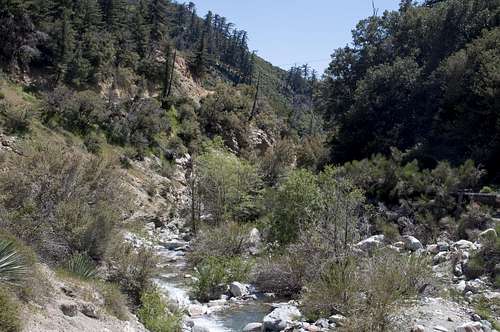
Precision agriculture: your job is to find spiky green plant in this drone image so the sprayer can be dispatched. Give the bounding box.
[66,252,97,279]
[0,240,27,284]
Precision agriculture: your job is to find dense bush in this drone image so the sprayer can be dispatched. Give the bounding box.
[192,256,252,302]
[267,166,365,246]
[98,281,130,321]
[193,148,263,224]
[0,142,127,263]
[338,150,485,241]
[302,252,431,330]
[137,288,182,332]
[189,222,253,302]
[198,84,256,151]
[253,254,305,298]
[189,222,254,266]
[0,102,31,135]
[65,252,97,280]
[295,135,328,172]
[105,239,159,305]
[267,169,319,245]
[259,138,295,185]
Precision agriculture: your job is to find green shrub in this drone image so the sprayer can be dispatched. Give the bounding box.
[301,257,358,320]
[376,220,400,243]
[458,203,492,240]
[267,169,320,245]
[0,142,127,263]
[0,91,5,100]
[137,288,182,332]
[98,282,129,321]
[105,239,159,304]
[188,222,253,266]
[254,254,305,298]
[0,239,27,285]
[84,132,105,154]
[192,256,252,302]
[0,103,31,135]
[301,251,431,331]
[0,288,21,332]
[65,252,97,280]
[193,149,263,224]
[480,186,494,194]
[259,138,295,185]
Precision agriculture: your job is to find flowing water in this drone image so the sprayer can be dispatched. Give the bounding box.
[155,241,270,332]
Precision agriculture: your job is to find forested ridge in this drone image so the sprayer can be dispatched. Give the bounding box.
[318,0,500,181]
[0,1,499,332]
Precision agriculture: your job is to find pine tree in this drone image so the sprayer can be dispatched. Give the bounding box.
[148,0,168,48]
[161,43,173,100]
[132,0,150,58]
[57,8,75,82]
[100,0,128,32]
[191,31,207,80]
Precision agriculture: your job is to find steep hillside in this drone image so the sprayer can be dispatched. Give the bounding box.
[0,1,499,332]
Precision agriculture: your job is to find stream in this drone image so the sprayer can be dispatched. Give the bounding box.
[154,237,270,332]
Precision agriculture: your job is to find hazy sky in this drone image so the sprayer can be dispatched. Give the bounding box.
[192,0,401,73]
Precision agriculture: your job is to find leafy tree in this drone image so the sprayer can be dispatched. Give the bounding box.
[268,169,320,245]
[193,148,262,224]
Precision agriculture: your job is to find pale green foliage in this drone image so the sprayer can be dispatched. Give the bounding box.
[268,169,320,244]
[105,238,159,304]
[138,288,182,332]
[192,256,252,302]
[194,148,262,223]
[189,222,254,265]
[258,170,366,294]
[98,282,129,321]
[302,251,432,331]
[0,142,127,262]
[268,166,365,246]
[189,222,254,302]
[66,252,97,280]
[0,240,26,284]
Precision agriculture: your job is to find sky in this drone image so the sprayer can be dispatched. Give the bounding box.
[192,0,401,73]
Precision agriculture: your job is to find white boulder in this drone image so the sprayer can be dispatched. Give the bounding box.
[262,304,302,331]
[355,235,385,252]
[455,322,483,332]
[402,235,423,251]
[229,282,250,298]
[243,322,263,332]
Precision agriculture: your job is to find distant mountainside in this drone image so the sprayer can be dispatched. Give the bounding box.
[0,0,312,112]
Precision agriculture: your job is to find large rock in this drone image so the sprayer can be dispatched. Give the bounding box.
[262,305,302,331]
[329,314,347,326]
[229,282,250,298]
[243,322,262,332]
[248,228,262,255]
[478,228,497,243]
[455,322,483,332]
[355,235,385,253]
[60,302,78,317]
[192,325,211,332]
[80,303,99,319]
[465,280,486,294]
[411,325,425,332]
[402,235,423,251]
[453,240,476,251]
[433,252,449,265]
[188,304,207,317]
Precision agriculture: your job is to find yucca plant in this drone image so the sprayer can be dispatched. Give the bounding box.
[66,252,97,279]
[0,239,27,284]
